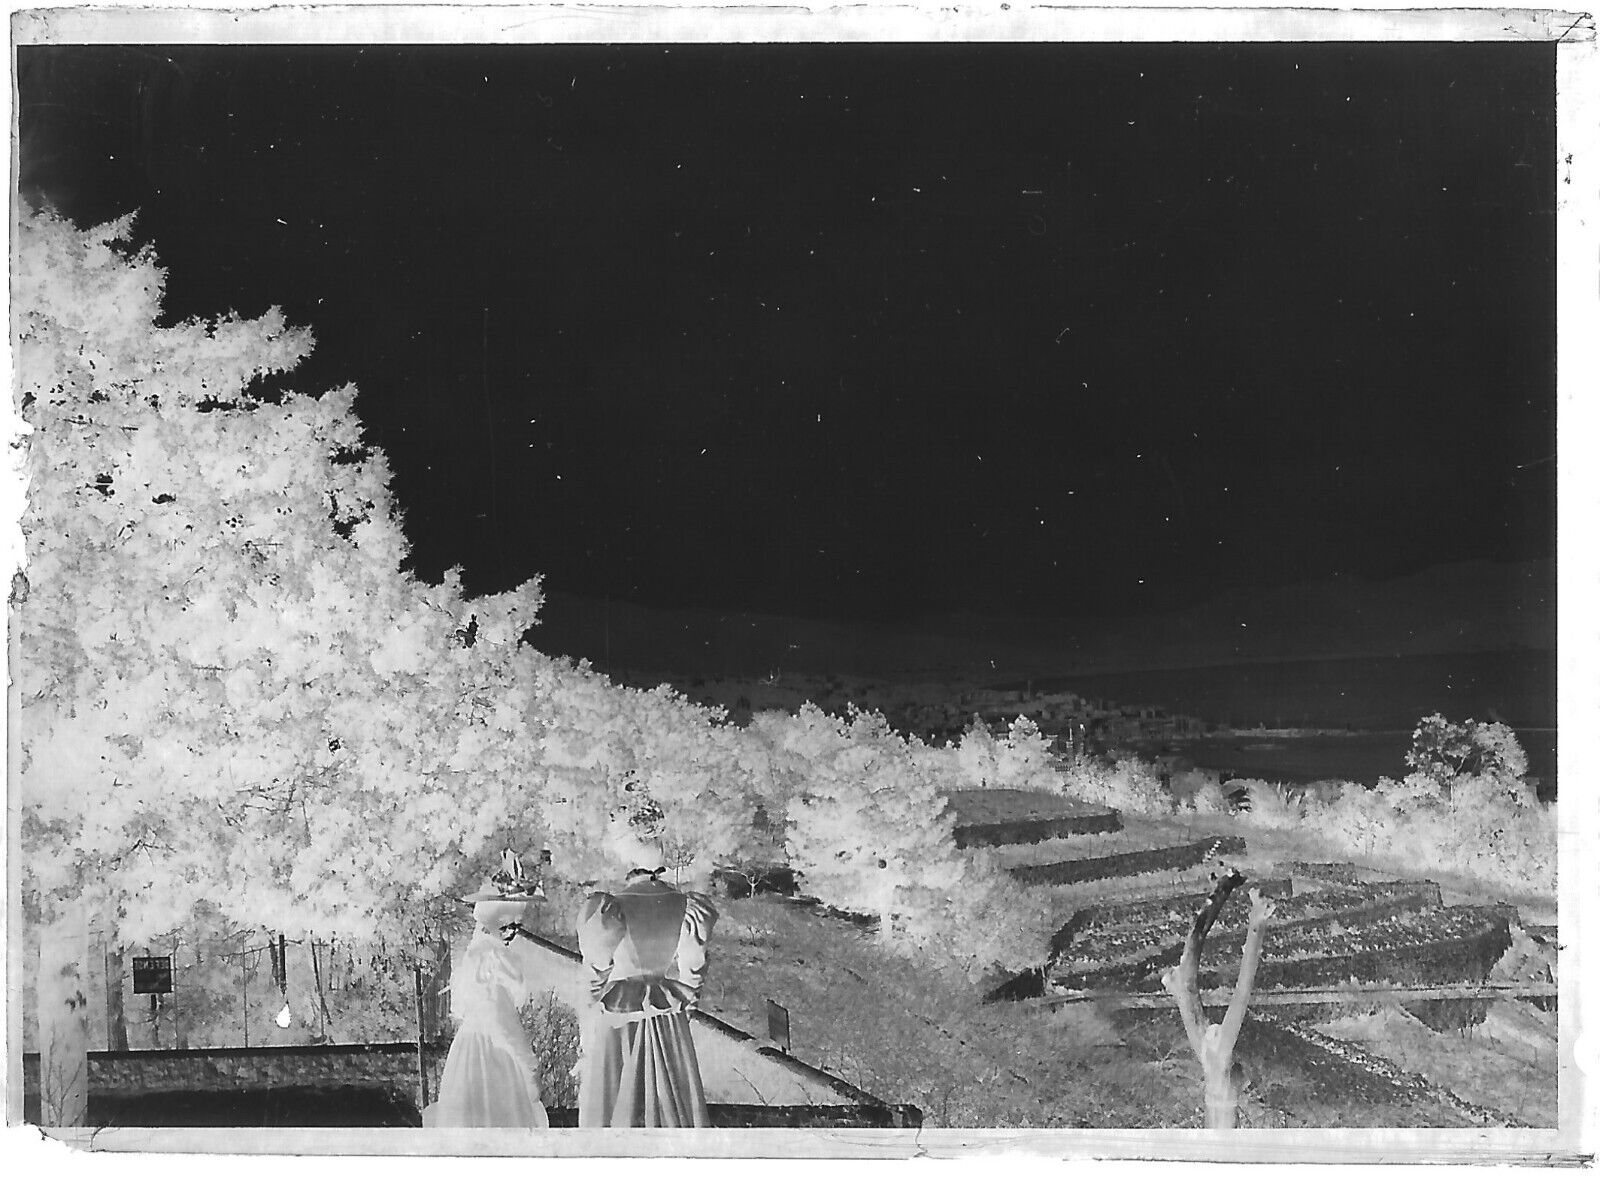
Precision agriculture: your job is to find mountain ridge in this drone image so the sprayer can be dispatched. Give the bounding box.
[527,557,1555,681]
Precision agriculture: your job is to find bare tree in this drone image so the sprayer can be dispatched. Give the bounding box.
[1160,868,1275,1128]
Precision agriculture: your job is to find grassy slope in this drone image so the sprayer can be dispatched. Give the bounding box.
[525,795,1555,1127]
[684,802,1557,1128]
[1316,1005,1557,1129]
[696,893,1203,1128]
[692,890,1552,1128]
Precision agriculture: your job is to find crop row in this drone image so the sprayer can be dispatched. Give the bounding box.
[1200,881,1445,956]
[1054,880,1442,975]
[1247,905,1507,964]
[1198,908,1515,994]
[1054,906,1511,993]
[1053,880,1294,971]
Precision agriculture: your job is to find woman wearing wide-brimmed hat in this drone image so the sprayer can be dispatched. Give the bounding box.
[423,849,551,1129]
[575,822,719,1127]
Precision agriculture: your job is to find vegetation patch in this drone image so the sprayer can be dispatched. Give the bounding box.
[1201,907,1514,993]
[1315,1003,1556,1126]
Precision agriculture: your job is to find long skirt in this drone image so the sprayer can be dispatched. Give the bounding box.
[424,1019,551,1129]
[577,1008,710,1127]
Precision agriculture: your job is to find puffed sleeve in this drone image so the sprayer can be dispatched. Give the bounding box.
[576,891,627,1000]
[670,891,719,1003]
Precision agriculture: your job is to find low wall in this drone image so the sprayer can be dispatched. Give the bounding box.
[20,1043,444,1125]
[20,1042,919,1128]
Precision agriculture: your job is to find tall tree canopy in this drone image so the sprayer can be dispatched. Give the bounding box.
[15,207,547,943]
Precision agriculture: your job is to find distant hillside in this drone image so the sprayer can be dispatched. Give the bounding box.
[528,558,1554,683]
[1026,649,1556,731]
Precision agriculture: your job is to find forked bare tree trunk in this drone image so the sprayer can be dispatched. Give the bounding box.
[1161,872,1275,1129]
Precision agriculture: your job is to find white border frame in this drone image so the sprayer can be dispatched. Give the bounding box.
[7,1,1596,1165]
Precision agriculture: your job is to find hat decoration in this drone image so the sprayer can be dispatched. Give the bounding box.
[604,814,667,875]
[461,847,546,902]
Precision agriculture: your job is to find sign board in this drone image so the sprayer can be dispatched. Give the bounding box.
[765,998,790,1054]
[132,956,173,995]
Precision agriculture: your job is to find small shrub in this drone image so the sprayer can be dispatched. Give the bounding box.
[1239,780,1309,829]
[519,988,581,1109]
[1169,767,1221,809]
[1187,779,1230,814]
[993,716,1068,793]
[1233,770,1556,897]
[1061,753,1171,814]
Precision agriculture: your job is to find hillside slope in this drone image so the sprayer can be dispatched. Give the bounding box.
[530,558,1554,681]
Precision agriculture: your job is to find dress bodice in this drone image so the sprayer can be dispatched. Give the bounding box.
[577,878,718,1018]
[451,928,535,1033]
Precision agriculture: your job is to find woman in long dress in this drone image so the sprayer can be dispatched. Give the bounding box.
[424,855,550,1129]
[575,865,719,1127]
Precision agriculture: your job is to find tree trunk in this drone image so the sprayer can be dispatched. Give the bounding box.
[103,939,128,1052]
[1199,1026,1242,1128]
[1161,876,1275,1131]
[37,905,92,1126]
[412,962,431,1109]
[423,935,451,1040]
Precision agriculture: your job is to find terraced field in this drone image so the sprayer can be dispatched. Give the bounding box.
[943,788,1558,1127]
[942,788,1124,847]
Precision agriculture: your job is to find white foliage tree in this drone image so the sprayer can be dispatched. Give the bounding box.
[1404,712,1533,805]
[993,716,1066,793]
[778,705,1050,974]
[953,718,1001,788]
[14,209,548,1115]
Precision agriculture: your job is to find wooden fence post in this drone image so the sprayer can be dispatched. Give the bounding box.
[413,962,431,1110]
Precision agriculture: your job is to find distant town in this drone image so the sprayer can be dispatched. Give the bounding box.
[605,668,1212,757]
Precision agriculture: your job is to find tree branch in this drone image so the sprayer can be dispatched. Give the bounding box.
[1217,888,1275,1055]
[1160,867,1244,1061]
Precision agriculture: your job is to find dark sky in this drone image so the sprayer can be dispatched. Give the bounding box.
[17,42,1557,631]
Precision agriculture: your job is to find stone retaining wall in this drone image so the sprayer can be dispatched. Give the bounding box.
[1010,836,1247,887]
[952,809,1124,848]
[21,1043,445,1124]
